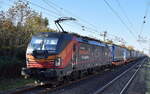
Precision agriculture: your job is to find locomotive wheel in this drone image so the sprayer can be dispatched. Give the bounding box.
[79,70,87,78]
[70,71,80,81]
[63,76,70,83]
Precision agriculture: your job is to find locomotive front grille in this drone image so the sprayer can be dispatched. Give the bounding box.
[27,60,55,68]
[33,50,49,59]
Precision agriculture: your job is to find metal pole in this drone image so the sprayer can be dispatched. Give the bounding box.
[104,31,107,42]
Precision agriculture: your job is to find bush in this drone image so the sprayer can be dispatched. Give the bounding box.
[0,56,25,78]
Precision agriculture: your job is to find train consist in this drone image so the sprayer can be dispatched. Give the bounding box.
[22,32,144,81]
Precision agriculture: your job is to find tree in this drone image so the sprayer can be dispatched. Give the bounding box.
[7,0,32,26]
[0,0,55,57]
[25,14,49,32]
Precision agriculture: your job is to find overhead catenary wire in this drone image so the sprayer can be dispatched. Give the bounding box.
[103,0,137,40]
[73,21,99,34]
[7,0,129,43]
[43,0,126,43]
[41,0,104,40]
[30,0,99,36]
[46,0,99,33]
[7,0,59,21]
[115,0,133,27]
[60,22,97,39]
[61,21,100,38]
[29,1,60,17]
[138,3,150,53]
[139,4,150,35]
[42,0,64,17]
[39,11,58,19]
[50,0,98,28]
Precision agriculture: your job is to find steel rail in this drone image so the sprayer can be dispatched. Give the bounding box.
[94,58,146,94]
[119,59,144,94]
[7,68,110,94]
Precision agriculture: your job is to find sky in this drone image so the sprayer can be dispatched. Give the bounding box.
[0,0,150,55]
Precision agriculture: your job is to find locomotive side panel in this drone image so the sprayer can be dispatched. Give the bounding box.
[22,32,145,81]
[74,42,111,70]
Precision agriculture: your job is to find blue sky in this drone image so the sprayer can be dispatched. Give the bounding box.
[0,0,150,54]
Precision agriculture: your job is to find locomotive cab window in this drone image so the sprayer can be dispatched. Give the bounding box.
[44,38,58,50]
[29,37,59,51]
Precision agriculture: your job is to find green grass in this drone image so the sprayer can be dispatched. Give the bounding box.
[0,77,34,91]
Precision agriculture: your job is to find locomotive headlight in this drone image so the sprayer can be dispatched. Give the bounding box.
[26,47,33,54]
[55,57,61,66]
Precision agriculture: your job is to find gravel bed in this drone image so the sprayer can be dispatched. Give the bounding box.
[101,62,141,94]
[125,58,150,94]
[46,59,143,94]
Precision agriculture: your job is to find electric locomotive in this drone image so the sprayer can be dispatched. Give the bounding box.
[22,31,113,80]
[22,17,145,81]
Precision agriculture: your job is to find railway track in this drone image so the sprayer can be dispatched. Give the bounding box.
[5,67,111,94]
[3,83,51,94]
[94,58,146,94]
[4,58,146,94]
